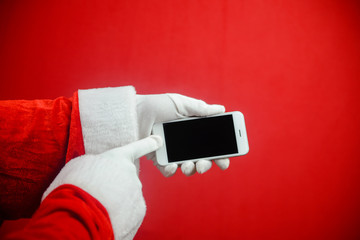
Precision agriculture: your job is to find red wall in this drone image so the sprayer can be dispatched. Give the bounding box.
[1,1,360,239]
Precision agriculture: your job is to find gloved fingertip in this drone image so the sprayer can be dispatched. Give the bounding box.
[149,135,163,148]
[157,163,177,177]
[196,160,212,174]
[181,162,196,176]
[164,163,178,177]
[127,135,163,160]
[207,104,225,115]
[214,158,230,170]
[216,104,226,113]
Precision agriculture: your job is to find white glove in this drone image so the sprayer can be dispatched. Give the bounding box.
[42,136,163,240]
[136,94,230,177]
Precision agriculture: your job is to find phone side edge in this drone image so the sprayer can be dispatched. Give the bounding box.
[152,122,169,166]
[233,111,250,155]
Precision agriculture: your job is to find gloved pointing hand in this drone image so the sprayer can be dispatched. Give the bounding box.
[136,93,230,177]
[42,135,163,240]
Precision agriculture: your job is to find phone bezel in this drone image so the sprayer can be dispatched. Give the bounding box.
[152,111,249,166]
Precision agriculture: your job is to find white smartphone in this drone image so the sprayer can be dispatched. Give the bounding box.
[152,111,249,166]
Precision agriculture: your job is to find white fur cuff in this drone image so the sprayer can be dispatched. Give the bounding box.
[78,86,138,154]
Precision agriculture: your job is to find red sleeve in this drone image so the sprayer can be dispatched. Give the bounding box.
[0,93,85,220]
[3,184,114,240]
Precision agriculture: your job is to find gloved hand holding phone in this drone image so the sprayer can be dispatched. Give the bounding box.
[136,94,230,177]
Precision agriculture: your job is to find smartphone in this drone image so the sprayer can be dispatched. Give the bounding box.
[152,111,249,166]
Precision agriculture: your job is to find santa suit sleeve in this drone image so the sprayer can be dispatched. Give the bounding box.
[0,86,138,220]
[3,184,115,240]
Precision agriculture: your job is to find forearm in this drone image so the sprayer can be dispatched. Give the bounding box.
[3,185,114,240]
[0,86,138,220]
[0,96,74,219]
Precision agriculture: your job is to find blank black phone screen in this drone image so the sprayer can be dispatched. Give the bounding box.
[163,114,238,163]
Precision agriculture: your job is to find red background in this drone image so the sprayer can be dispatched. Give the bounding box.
[1,0,360,239]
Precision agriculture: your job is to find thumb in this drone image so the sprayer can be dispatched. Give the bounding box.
[106,135,163,160]
[168,94,225,117]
